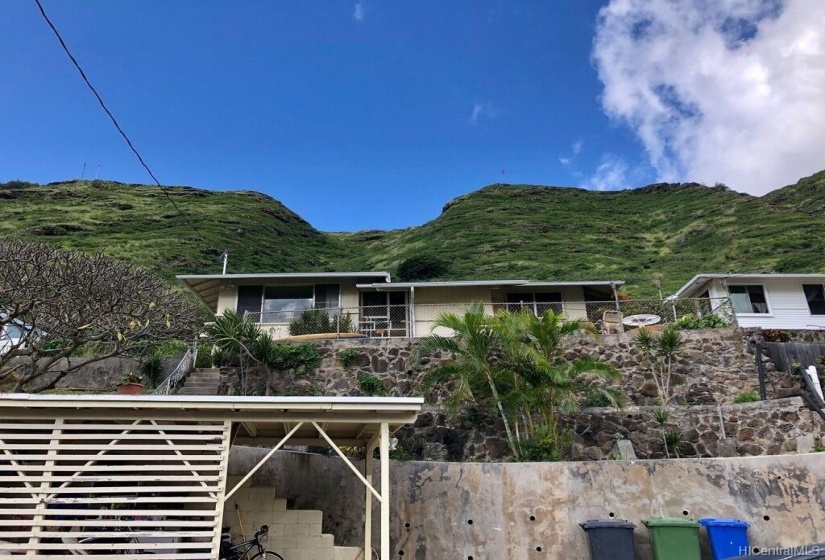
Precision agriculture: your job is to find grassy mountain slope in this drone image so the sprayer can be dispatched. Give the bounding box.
[762,170,825,216]
[338,182,825,295]
[0,180,355,276]
[2,174,824,297]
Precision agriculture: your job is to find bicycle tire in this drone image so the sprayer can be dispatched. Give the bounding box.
[250,551,285,560]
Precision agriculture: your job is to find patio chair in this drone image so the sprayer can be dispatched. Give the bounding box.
[601,310,624,334]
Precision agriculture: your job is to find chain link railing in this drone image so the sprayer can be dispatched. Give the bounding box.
[239,297,733,339]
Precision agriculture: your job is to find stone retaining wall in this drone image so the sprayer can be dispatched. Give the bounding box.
[219,329,823,461]
[570,397,824,461]
[229,449,825,560]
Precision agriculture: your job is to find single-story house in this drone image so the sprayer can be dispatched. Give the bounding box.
[177,272,626,338]
[671,273,825,330]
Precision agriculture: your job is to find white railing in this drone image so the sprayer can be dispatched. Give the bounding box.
[238,297,733,340]
[152,345,195,395]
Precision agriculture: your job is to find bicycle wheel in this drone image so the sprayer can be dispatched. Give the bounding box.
[250,551,285,560]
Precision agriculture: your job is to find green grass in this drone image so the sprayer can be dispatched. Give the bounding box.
[3,172,825,297]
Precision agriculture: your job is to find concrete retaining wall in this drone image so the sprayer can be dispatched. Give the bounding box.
[229,448,825,560]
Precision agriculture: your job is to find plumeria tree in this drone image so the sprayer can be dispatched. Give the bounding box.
[0,239,198,391]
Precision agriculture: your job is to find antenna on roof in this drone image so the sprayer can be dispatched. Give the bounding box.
[221,251,228,275]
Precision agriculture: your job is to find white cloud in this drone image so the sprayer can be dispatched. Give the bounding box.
[593,0,825,195]
[353,1,364,22]
[583,155,630,191]
[469,102,497,125]
[559,139,584,166]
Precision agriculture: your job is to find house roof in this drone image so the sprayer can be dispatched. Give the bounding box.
[177,272,391,309]
[0,393,424,445]
[671,273,825,299]
[355,279,625,290]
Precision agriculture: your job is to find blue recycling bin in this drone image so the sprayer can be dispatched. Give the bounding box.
[699,518,751,560]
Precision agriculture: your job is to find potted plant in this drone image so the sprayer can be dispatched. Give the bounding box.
[116,371,145,395]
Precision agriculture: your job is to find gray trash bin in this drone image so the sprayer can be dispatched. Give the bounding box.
[580,519,637,560]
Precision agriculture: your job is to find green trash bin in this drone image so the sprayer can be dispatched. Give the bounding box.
[642,517,701,560]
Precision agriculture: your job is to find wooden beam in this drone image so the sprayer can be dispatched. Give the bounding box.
[224,422,304,501]
[310,421,382,503]
[380,422,390,560]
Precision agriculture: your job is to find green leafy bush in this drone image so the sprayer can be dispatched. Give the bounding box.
[266,343,321,375]
[674,313,728,330]
[139,354,164,387]
[195,343,214,368]
[337,348,359,369]
[518,428,569,462]
[152,339,189,358]
[734,390,760,404]
[358,372,387,396]
[288,309,354,335]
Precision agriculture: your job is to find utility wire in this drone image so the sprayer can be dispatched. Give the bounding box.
[33,0,210,245]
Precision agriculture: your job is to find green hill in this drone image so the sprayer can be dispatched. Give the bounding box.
[338,179,825,295]
[0,179,355,275]
[2,173,824,297]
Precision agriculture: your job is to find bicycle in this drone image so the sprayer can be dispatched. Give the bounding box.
[220,525,284,560]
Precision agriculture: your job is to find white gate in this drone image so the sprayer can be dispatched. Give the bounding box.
[0,417,230,559]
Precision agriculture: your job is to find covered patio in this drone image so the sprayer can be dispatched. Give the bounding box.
[0,394,423,559]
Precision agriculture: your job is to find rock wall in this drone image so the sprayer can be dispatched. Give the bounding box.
[219,329,823,461]
[570,397,824,461]
[229,449,825,560]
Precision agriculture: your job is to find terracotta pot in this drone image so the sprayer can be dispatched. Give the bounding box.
[116,382,144,395]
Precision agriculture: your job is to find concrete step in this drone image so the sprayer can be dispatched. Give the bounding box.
[194,368,221,374]
[334,547,363,560]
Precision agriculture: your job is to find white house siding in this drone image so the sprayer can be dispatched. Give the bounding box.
[216,285,238,315]
[413,286,494,337]
[712,279,825,330]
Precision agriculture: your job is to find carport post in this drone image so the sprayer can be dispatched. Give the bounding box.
[380,422,390,560]
[364,435,378,557]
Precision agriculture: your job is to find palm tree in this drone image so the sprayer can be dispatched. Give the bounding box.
[494,309,622,458]
[415,303,519,457]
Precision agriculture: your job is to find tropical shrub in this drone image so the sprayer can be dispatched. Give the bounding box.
[635,325,685,405]
[734,390,760,404]
[288,309,354,335]
[416,305,621,460]
[674,313,728,330]
[358,372,387,396]
[337,348,359,369]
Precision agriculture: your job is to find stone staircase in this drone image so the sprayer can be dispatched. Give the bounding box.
[175,368,221,395]
[224,477,361,560]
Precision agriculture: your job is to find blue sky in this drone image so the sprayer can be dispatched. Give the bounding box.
[2,1,823,231]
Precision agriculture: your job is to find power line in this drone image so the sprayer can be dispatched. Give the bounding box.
[33,0,210,245]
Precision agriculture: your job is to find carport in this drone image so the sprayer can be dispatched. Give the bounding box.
[0,394,423,559]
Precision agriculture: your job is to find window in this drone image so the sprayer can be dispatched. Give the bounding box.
[505,292,563,316]
[729,285,769,314]
[803,284,825,315]
[263,286,313,322]
[236,283,342,322]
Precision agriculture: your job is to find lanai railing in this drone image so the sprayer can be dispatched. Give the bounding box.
[241,297,733,340]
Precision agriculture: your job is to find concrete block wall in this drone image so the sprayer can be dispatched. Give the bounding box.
[223,477,360,560]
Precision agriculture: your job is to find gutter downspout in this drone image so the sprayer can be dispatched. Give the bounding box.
[611,283,620,311]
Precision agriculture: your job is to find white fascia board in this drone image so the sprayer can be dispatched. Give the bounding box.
[177,272,391,281]
[355,280,529,289]
[671,272,825,299]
